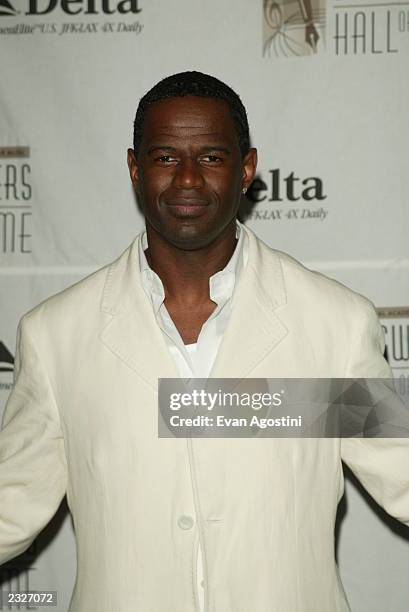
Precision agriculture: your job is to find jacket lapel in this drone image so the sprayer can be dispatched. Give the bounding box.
[209,225,288,380]
[99,237,179,392]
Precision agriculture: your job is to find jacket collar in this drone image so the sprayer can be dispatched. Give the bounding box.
[99,224,288,391]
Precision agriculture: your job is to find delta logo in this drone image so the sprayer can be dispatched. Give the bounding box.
[0,0,141,16]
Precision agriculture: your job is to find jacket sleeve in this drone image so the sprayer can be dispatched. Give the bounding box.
[0,314,68,564]
[340,300,409,526]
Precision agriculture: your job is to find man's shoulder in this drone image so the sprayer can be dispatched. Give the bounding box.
[21,239,136,332]
[254,233,377,322]
[281,249,370,304]
[257,241,385,373]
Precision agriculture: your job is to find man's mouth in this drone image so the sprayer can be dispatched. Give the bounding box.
[164,198,209,218]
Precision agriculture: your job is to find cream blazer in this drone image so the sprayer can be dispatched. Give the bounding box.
[1,224,408,612]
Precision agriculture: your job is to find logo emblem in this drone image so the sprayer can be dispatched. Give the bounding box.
[0,0,17,16]
[263,0,326,58]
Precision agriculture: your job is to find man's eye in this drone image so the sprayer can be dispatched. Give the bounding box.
[201,155,222,163]
[155,155,177,163]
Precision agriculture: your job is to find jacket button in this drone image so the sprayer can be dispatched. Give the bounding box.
[177,515,194,530]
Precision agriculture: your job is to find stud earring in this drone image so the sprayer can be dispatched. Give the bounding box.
[242,187,247,194]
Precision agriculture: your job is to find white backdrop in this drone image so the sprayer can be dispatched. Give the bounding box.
[1,0,408,610]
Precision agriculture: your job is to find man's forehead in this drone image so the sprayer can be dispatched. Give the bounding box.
[146,130,228,139]
[144,97,233,128]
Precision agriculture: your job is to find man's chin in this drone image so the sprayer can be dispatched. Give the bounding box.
[162,224,221,252]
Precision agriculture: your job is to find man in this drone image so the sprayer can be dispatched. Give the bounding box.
[0,71,408,612]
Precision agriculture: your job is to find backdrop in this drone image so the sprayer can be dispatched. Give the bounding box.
[0,0,408,610]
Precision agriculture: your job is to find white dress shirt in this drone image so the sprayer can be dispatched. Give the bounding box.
[138,219,248,611]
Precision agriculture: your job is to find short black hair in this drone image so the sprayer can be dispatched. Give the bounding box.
[133,71,250,157]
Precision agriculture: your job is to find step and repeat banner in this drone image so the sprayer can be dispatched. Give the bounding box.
[0,1,408,610]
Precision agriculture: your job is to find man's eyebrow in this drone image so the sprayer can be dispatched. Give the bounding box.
[146,145,178,154]
[146,145,232,155]
[199,146,232,155]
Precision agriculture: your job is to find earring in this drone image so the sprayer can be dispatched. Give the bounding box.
[242,187,247,194]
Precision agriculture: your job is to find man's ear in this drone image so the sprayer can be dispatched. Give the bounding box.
[127,148,139,191]
[242,147,258,191]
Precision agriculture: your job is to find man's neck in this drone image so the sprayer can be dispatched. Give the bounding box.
[144,220,238,308]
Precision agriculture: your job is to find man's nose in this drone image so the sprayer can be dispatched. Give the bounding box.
[172,158,204,190]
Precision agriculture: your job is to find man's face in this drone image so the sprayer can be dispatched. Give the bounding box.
[127,96,257,250]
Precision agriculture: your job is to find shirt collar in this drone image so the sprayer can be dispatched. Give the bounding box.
[139,220,246,315]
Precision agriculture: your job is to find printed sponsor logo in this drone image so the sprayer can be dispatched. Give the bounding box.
[243,168,328,221]
[0,0,141,16]
[0,0,17,16]
[263,0,409,57]
[263,0,326,57]
[377,306,409,394]
[0,146,30,158]
[0,1,144,36]
[332,0,406,55]
[0,146,32,255]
